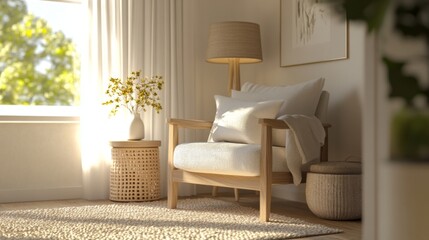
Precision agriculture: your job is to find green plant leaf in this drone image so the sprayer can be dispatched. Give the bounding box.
[341,0,391,32]
[383,56,422,106]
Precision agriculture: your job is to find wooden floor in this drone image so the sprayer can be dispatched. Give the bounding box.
[0,193,361,240]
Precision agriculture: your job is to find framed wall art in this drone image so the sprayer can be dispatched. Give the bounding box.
[280,0,348,67]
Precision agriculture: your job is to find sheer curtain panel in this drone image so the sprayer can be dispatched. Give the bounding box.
[80,0,193,200]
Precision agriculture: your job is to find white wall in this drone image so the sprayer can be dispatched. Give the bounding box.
[185,0,366,201]
[0,117,82,203]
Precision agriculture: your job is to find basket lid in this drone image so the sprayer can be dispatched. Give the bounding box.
[309,161,362,174]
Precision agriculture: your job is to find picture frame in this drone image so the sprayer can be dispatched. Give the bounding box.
[280,0,348,67]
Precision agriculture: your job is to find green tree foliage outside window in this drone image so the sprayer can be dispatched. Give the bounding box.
[0,0,80,106]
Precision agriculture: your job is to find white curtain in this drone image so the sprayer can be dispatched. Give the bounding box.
[80,0,193,200]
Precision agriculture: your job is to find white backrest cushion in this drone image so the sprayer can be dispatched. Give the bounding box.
[315,91,329,124]
[233,78,326,146]
[208,95,283,144]
[239,77,325,116]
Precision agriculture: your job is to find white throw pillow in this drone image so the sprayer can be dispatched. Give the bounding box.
[239,77,325,116]
[208,95,283,144]
[234,78,325,146]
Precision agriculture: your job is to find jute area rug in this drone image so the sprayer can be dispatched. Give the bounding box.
[0,198,341,240]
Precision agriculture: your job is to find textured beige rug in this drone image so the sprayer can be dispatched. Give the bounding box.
[0,198,341,239]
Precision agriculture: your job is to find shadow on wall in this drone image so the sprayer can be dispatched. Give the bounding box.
[328,88,362,162]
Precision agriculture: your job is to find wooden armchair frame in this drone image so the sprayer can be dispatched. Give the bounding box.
[167,118,330,222]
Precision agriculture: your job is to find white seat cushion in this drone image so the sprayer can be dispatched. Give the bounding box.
[173,142,288,177]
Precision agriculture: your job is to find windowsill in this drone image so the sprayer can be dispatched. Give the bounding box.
[0,105,80,123]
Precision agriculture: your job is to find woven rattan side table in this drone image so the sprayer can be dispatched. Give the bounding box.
[109,140,161,202]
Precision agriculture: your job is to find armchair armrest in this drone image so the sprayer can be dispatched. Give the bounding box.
[259,118,289,129]
[168,118,213,129]
[259,118,331,162]
[259,118,331,129]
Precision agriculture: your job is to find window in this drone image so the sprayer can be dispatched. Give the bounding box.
[0,0,81,117]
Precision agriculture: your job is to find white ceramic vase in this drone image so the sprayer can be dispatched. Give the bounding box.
[129,112,145,140]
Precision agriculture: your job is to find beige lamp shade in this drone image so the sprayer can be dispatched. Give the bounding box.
[206,21,263,64]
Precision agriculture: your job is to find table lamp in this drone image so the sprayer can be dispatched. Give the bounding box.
[206,21,263,95]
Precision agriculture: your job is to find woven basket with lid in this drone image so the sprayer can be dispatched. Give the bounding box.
[306,161,362,220]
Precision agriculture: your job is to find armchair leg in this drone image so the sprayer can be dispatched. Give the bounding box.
[259,185,271,222]
[168,182,178,209]
[212,187,240,201]
[234,188,240,202]
[260,123,272,222]
[212,186,218,197]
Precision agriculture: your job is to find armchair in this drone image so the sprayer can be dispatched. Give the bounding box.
[168,80,330,222]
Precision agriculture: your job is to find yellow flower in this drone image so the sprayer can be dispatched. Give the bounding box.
[102,69,164,116]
